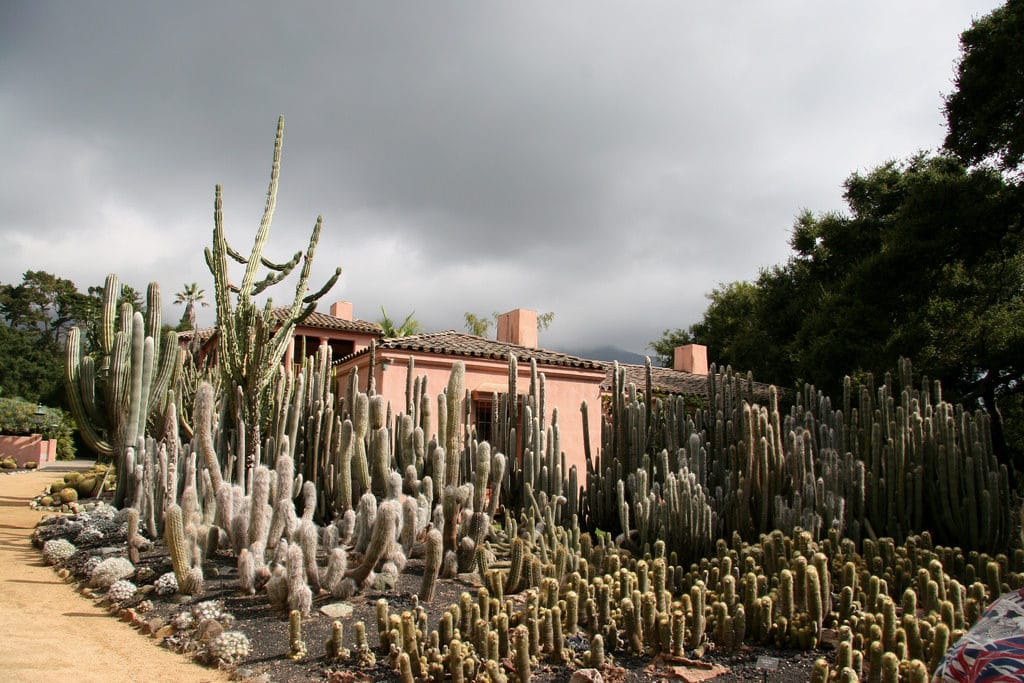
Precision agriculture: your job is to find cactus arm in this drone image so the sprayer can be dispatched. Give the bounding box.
[238,116,283,301]
[65,327,113,457]
[99,273,118,358]
[250,250,302,296]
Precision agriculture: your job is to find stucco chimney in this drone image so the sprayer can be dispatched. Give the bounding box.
[330,301,353,321]
[673,344,708,375]
[496,308,538,348]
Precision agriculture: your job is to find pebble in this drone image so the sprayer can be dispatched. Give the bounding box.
[570,670,604,683]
[320,602,355,619]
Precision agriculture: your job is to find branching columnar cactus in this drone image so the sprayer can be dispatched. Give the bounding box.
[205,115,341,470]
[66,275,181,506]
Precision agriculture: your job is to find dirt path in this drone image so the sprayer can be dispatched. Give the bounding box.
[0,464,230,683]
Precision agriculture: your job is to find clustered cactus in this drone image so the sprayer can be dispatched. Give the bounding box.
[206,630,252,665]
[65,275,181,508]
[587,358,1013,564]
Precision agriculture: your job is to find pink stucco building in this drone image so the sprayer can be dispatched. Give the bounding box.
[334,308,608,478]
[187,301,718,480]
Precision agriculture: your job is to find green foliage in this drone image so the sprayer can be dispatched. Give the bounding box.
[655,155,1023,468]
[464,310,555,338]
[378,307,422,338]
[0,325,65,406]
[0,397,75,460]
[0,270,90,345]
[649,283,766,372]
[647,327,693,368]
[944,0,1024,172]
[0,270,150,411]
[464,312,493,337]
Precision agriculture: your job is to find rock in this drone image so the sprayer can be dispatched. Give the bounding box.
[570,670,604,683]
[457,572,482,586]
[140,617,165,635]
[195,618,224,642]
[154,625,175,641]
[320,602,355,619]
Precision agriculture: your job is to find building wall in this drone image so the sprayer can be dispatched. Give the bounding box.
[0,434,56,467]
[337,351,605,481]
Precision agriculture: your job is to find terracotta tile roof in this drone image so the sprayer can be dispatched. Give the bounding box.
[604,363,708,396]
[177,327,216,342]
[338,331,605,370]
[602,362,775,401]
[272,308,383,335]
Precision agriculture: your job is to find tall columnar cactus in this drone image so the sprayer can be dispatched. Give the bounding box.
[164,503,201,595]
[205,116,341,470]
[444,362,466,488]
[421,528,443,602]
[66,275,181,506]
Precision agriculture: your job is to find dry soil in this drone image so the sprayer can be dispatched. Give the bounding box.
[0,462,229,683]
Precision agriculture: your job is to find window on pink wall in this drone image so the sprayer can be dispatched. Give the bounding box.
[473,398,493,444]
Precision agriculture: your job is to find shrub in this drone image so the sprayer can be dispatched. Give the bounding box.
[0,397,76,460]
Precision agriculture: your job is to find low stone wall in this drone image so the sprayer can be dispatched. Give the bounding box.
[0,434,56,467]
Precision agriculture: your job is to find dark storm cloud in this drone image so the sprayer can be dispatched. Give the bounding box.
[1,1,1002,355]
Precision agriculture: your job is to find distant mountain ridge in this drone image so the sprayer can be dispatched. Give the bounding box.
[557,345,650,365]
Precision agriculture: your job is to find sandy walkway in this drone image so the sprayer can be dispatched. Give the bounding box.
[0,464,230,683]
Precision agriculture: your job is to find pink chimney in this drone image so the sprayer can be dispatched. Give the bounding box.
[330,301,353,321]
[496,308,538,349]
[673,344,708,375]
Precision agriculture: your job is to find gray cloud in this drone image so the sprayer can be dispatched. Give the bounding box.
[0,1,1000,356]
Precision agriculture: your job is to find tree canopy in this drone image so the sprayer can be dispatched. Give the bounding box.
[944,0,1024,173]
[0,271,110,406]
[653,154,1023,467]
[652,2,1024,469]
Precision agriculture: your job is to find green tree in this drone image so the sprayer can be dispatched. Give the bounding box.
[944,0,1024,173]
[0,270,87,344]
[378,307,422,337]
[648,328,693,368]
[689,155,1022,469]
[464,312,493,337]
[0,271,103,407]
[0,325,65,406]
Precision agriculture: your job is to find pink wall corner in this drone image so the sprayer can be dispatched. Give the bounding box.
[45,438,57,462]
[0,434,45,467]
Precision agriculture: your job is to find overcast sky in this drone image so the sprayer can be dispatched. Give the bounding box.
[0,1,1002,357]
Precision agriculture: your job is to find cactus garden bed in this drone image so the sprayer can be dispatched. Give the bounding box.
[33,496,830,682]
[32,350,1024,683]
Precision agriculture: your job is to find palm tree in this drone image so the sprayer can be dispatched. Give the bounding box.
[173,282,209,332]
[378,307,422,338]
